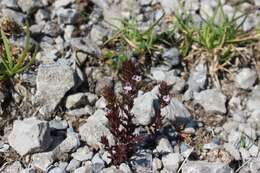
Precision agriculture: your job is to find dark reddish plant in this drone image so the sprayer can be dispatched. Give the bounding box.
[101,60,170,165]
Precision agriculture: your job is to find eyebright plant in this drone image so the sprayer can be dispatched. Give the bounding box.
[0,21,36,80]
[101,60,170,166]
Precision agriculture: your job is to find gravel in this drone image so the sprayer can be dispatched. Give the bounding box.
[0,0,259,172]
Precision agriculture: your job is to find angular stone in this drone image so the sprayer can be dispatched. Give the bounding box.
[161,98,191,123]
[235,68,257,89]
[2,161,24,173]
[131,92,158,125]
[8,118,52,156]
[182,161,234,173]
[71,146,93,161]
[161,153,182,172]
[31,151,56,172]
[33,61,76,115]
[17,0,42,13]
[188,62,207,92]
[194,89,227,114]
[66,93,88,109]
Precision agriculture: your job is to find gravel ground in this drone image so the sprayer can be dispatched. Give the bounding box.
[0,0,260,173]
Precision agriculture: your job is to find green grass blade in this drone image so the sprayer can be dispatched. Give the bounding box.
[1,29,13,67]
[14,21,30,70]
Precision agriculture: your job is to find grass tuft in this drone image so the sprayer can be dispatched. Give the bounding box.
[103,14,164,71]
[0,21,36,80]
[170,0,260,87]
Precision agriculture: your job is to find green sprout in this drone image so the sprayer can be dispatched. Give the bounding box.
[0,21,36,80]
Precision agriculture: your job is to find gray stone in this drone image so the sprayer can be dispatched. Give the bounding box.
[58,162,68,171]
[223,143,241,160]
[79,110,114,148]
[164,70,185,87]
[90,25,109,46]
[92,153,105,173]
[31,151,55,172]
[152,157,163,171]
[1,9,26,25]
[42,21,61,37]
[66,93,88,109]
[161,98,191,123]
[103,5,123,28]
[90,0,109,9]
[54,0,75,8]
[247,86,260,112]
[66,159,81,172]
[255,0,260,6]
[149,66,171,81]
[21,168,36,173]
[0,143,9,153]
[101,167,121,173]
[2,161,24,173]
[56,8,79,24]
[70,37,101,56]
[1,0,19,9]
[49,119,68,130]
[156,137,173,154]
[71,146,93,161]
[239,123,257,140]
[160,0,182,15]
[17,0,42,13]
[248,144,259,157]
[48,167,66,173]
[161,153,182,172]
[140,0,152,6]
[132,150,153,172]
[188,62,207,92]
[203,142,221,150]
[131,91,158,125]
[33,61,76,115]
[85,92,98,105]
[250,157,260,173]
[56,132,80,153]
[64,25,76,41]
[119,163,132,173]
[235,68,257,89]
[101,151,112,165]
[95,76,113,95]
[182,161,234,173]
[162,48,181,66]
[67,105,94,117]
[35,9,50,23]
[74,165,93,173]
[239,147,251,161]
[194,89,227,114]
[243,14,257,31]
[8,117,52,156]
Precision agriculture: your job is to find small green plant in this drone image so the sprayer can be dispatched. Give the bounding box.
[118,18,157,55]
[0,22,36,80]
[173,0,251,56]
[103,50,128,71]
[171,0,259,87]
[103,15,164,71]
